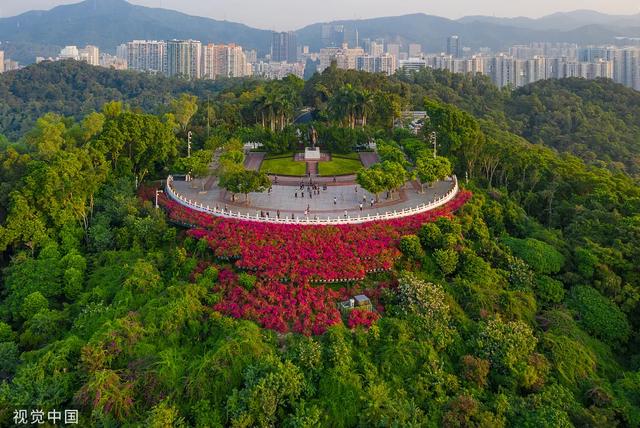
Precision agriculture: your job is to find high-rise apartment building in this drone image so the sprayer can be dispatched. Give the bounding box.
[0,51,4,74]
[487,54,516,88]
[356,54,397,75]
[253,61,305,80]
[579,46,639,90]
[100,53,127,70]
[79,45,100,66]
[399,58,427,72]
[116,44,128,61]
[318,45,365,72]
[386,43,401,59]
[245,49,258,64]
[509,45,545,60]
[532,42,578,59]
[3,60,20,72]
[59,46,80,60]
[321,24,345,47]
[616,48,640,90]
[369,41,384,57]
[203,44,250,79]
[166,40,202,79]
[126,40,166,73]
[446,36,461,58]
[272,31,298,62]
[408,44,422,57]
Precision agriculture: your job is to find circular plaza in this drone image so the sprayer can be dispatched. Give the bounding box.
[166,150,459,225]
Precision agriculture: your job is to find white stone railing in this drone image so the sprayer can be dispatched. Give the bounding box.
[165,175,459,225]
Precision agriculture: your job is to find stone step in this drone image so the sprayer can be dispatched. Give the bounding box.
[306,161,318,176]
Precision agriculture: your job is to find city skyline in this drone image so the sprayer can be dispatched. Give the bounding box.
[0,0,638,31]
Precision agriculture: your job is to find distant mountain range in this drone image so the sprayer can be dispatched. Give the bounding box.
[0,0,272,63]
[1,0,640,64]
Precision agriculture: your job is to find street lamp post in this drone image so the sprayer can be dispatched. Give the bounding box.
[429,131,437,159]
[155,189,164,209]
[187,131,192,158]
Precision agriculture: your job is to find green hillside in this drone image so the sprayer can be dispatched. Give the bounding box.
[0,63,639,426]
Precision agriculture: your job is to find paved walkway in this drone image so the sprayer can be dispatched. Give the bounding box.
[172,177,454,218]
[359,152,380,167]
[174,150,456,222]
[244,152,265,171]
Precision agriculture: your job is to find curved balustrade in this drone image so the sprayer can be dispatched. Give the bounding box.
[165,175,459,225]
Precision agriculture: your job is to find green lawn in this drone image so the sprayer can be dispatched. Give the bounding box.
[260,157,307,176]
[264,152,295,160]
[332,152,362,160]
[318,157,363,176]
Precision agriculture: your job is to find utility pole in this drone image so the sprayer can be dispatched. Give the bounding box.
[187,131,192,158]
[430,131,437,159]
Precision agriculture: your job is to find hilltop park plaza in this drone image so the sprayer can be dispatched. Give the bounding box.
[168,149,457,223]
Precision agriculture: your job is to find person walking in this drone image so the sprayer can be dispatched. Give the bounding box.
[295,192,298,198]
[344,210,348,218]
[334,197,337,205]
[277,210,280,219]
[370,198,374,207]
[359,203,363,211]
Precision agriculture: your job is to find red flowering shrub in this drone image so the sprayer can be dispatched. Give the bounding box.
[213,280,343,335]
[347,309,380,329]
[147,189,471,284]
[140,187,472,335]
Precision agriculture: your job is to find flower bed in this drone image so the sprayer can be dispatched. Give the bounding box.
[180,191,471,284]
[347,309,380,329]
[141,186,472,334]
[210,269,343,335]
[142,186,471,284]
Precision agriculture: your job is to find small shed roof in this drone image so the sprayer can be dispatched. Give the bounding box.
[354,295,370,304]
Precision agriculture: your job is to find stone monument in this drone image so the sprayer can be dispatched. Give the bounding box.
[304,125,321,160]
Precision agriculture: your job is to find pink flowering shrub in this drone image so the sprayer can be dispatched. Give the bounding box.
[146,188,471,284]
[140,187,472,335]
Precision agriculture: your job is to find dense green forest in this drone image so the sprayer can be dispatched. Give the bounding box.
[4,60,640,177]
[0,62,639,426]
[0,60,260,139]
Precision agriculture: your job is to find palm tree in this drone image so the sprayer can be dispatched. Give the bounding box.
[330,84,359,129]
[356,89,375,128]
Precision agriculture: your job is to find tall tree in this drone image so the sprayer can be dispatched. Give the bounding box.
[219,170,271,203]
[414,154,453,192]
[170,94,199,133]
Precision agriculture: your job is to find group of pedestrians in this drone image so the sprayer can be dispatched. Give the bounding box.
[294,182,328,199]
[259,209,281,219]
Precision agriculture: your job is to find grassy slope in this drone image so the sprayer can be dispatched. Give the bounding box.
[318,157,363,176]
[260,158,307,176]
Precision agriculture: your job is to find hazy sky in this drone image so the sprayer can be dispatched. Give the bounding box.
[0,0,638,30]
